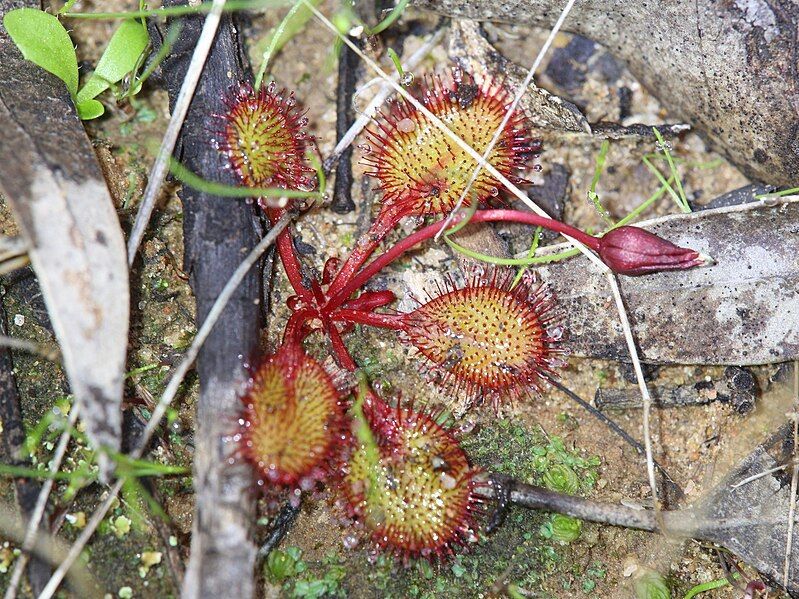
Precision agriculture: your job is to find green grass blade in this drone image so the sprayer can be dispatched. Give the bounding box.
[642,155,686,213]
[445,235,580,266]
[651,127,690,212]
[511,226,542,288]
[755,186,799,199]
[254,0,319,90]
[169,159,322,199]
[613,176,674,228]
[367,0,409,35]
[587,140,614,226]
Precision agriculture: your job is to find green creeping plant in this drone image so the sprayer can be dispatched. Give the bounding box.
[3,7,149,119]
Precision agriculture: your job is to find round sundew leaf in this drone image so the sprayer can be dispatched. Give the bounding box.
[216,82,315,192]
[342,397,482,560]
[403,270,563,404]
[240,348,343,488]
[361,73,539,216]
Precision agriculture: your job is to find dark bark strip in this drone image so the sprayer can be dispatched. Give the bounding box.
[152,6,262,597]
[0,298,51,594]
[329,37,360,214]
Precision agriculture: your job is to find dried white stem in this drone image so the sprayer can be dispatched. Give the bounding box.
[126,0,229,266]
[38,213,292,599]
[731,462,791,489]
[606,273,660,516]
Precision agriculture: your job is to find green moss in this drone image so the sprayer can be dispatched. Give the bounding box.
[266,548,347,598]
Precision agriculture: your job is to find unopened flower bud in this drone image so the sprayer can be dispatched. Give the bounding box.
[598,226,712,276]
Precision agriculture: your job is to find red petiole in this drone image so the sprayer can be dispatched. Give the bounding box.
[324,209,600,310]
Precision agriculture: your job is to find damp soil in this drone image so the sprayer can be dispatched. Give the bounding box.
[0,1,790,598]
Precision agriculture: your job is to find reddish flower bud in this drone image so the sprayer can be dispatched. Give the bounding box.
[598,226,712,276]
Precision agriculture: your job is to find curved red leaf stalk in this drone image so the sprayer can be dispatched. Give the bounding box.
[238,345,345,490]
[402,269,565,406]
[341,394,484,561]
[216,82,315,196]
[362,72,539,217]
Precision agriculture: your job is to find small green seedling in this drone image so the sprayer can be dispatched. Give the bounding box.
[3,9,79,96]
[3,7,148,119]
[74,19,149,117]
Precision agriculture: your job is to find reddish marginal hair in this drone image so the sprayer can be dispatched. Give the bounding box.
[238,344,345,490]
[361,71,540,216]
[340,394,484,562]
[402,268,565,407]
[215,81,315,193]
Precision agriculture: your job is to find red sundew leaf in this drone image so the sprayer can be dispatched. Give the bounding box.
[238,345,346,490]
[339,394,484,561]
[361,71,540,217]
[402,269,565,407]
[215,81,315,193]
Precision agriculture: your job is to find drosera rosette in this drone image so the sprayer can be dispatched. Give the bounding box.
[361,69,540,218]
[235,343,347,496]
[338,383,485,562]
[401,268,565,408]
[214,81,316,205]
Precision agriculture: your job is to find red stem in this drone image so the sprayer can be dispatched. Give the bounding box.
[282,308,314,346]
[325,205,405,299]
[327,209,600,309]
[267,207,313,303]
[332,309,405,330]
[325,322,357,370]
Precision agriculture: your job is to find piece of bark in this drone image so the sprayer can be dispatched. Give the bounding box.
[153,6,261,598]
[449,20,590,132]
[595,366,758,413]
[413,0,799,186]
[0,0,130,478]
[0,300,51,594]
[536,199,799,365]
[330,36,359,214]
